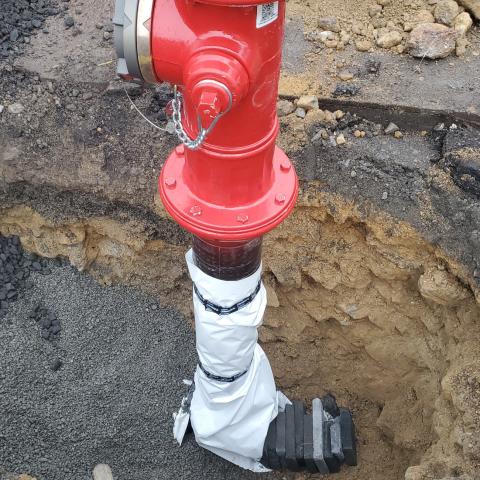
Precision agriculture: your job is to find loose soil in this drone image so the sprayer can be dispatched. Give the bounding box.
[1,1,480,480]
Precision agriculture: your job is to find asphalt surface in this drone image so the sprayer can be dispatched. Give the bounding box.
[0,248,276,480]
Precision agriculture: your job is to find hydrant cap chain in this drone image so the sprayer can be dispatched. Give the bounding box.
[172,82,233,150]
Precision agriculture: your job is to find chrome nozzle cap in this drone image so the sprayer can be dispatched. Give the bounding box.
[113,0,157,84]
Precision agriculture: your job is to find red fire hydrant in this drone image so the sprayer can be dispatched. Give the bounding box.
[115,0,298,240]
[114,0,356,473]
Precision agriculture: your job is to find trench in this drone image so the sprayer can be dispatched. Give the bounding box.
[1,184,479,480]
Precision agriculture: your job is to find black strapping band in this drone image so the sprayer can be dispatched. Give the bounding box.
[193,280,262,316]
[198,360,249,383]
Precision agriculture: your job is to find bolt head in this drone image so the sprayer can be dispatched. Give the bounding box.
[280,160,291,172]
[164,177,176,189]
[236,214,249,224]
[190,206,202,217]
[275,193,286,205]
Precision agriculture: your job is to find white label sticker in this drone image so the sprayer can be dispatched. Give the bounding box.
[256,2,279,29]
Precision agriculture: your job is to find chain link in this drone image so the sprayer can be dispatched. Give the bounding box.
[172,86,208,150]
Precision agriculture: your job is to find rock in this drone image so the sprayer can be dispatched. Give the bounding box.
[165,121,175,134]
[352,21,364,35]
[92,464,114,480]
[377,0,391,5]
[0,105,4,114]
[295,107,306,119]
[277,100,295,117]
[319,31,335,42]
[64,16,75,28]
[404,465,430,480]
[414,9,436,23]
[297,95,319,111]
[318,17,340,33]
[454,12,473,36]
[456,37,470,56]
[376,30,403,48]
[323,110,336,124]
[332,84,360,97]
[10,29,20,42]
[457,0,480,20]
[404,9,435,30]
[8,103,24,114]
[434,0,460,25]
[340,31,351,44]
[51,359,63,371]
[384,122,400,134]
[394,131,403,139]
[336,134,346,145]
[369,4,383,16]
[324,39,338,49]
[304,109,327,136]
[372,17,388,28]
[418,267,469,306]
[311,128,329,143]
[355,39,373,52]
[305,109,326,123]
[338,70,354,81]
[407,23,456,59]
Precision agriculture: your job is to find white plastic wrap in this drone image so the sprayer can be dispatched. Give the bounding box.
[183,249,282,471]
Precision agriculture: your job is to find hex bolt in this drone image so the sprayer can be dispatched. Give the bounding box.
[190,206,202,216]
[236,214,249,224]
[275,193,286,205]
[280,160,291,172]
[165,178,177,189]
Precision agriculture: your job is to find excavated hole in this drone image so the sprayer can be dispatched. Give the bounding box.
[1,188,479,480]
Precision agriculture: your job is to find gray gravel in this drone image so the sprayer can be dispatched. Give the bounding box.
[0,264,275,480]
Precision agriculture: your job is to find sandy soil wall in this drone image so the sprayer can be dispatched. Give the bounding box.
[1,185,479,480]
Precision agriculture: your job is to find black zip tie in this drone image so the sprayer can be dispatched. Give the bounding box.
[193,280,262,316]
[198,360,249,383]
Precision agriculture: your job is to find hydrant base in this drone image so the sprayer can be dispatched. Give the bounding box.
[159,146,299,240]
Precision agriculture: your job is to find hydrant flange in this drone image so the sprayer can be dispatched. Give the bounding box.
[160,145,297,240]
